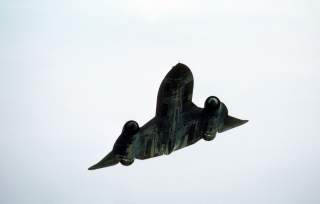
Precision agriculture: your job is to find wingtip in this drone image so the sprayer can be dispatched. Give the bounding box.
[218,116,249,133]
[88,151,120,170]
[88,165,97,170]
[240,119,249,125]
[88,166,104,170]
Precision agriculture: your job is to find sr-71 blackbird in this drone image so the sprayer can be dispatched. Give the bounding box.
[89,63,248,170]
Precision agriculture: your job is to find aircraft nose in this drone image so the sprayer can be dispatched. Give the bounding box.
[166,63,191,79]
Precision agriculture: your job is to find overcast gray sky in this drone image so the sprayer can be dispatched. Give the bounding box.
[1,0,320,204]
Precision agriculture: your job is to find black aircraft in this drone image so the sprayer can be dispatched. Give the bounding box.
[89,63,248,170]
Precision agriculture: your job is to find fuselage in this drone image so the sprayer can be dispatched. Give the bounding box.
[133,102,204,160]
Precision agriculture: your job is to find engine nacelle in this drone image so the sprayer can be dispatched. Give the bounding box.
[113,120,139,165]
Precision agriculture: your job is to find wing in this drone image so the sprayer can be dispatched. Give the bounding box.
[133,118,163,159]
[156,63,194,118]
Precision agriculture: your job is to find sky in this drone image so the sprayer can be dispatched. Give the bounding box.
[1,0,320,203]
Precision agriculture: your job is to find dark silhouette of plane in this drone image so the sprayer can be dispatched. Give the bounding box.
[88,63,248,170]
